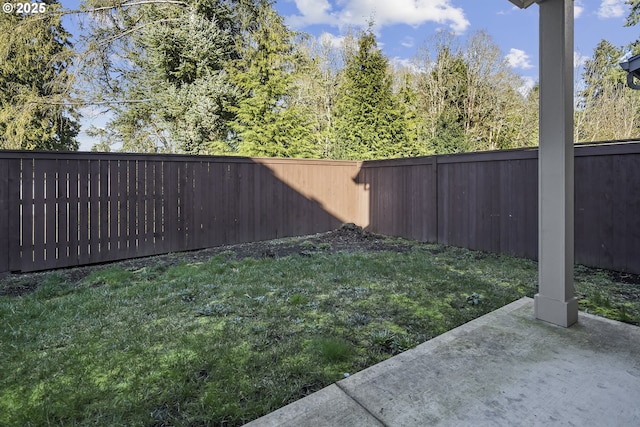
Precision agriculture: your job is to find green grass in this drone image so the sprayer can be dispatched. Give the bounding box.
[0,242,637,426]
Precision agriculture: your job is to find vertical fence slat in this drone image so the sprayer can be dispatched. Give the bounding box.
[117,159,129,259]
[109,159,120,258]
[154,161,166,254]
[184,161,195,250]
[56,160,69,268]
[98,160,110,260]
[77,159,90,265]
[43,160,57,269]
[165,161,178,251]
[89,160,100,263]
[126,160,136,257]
[252,164,263,242]
[7,159,21,272]
[66,159,79,266]
[138,160,152,256]
[32,159,46,270]
[238,162,252,243]
[21,159,34,271]
[0,159,9,274]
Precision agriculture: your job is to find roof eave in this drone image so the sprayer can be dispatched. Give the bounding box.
[508,0,540,9]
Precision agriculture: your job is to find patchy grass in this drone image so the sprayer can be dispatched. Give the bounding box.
[0,239,637,426]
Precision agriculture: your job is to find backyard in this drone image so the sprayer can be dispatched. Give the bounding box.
[1,224,639,426]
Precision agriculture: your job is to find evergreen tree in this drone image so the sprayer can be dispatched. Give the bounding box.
[80,0,255,153]
[429,47,469,154]
[332,27,408,160]
[229,0,317,158]
[579,40,626,103]
[396,70,426,156]
[0,0,79,150]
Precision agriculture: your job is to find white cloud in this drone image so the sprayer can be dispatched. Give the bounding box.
[401,36,414,48]
[390,57,423,73]
[574,0,584,18]
[574,51,589,68]
[597,0,626,19]
[506,48,533,70]
[319,32,345,48]
[518,76,536,97]
[287,0,470,34]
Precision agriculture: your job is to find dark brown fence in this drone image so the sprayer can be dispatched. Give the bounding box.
[0,152,360,274]
[359,142,640,274]
[1,141,639,275]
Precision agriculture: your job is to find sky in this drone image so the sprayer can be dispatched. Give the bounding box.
[275,0,638,89]
[66,0,639,150]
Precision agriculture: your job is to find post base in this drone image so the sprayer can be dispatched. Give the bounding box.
[534,294,579,327]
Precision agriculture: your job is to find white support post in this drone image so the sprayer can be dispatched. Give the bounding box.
[534,0,578,327]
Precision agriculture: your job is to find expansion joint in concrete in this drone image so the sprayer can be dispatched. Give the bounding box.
[334,382,388,427]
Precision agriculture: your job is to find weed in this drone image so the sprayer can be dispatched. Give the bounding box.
[317,243,332,251]
[349,313,372,327]
[300,240,316,250]
[311,337,353,363]
[466,292,483,305]
[197,303,232,317]
[288,294,310,305]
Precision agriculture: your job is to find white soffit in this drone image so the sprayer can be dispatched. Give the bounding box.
[508,0,539,9]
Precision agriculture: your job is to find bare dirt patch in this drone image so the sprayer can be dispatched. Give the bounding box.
[0,224,412,297]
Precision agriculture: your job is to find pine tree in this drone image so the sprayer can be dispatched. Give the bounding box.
[332,27,409,160]
[229,0,317,158]
[0,0,79,150]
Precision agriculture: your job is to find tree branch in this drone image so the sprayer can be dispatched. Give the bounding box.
[62,1,188,16]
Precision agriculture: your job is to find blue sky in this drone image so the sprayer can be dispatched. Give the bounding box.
[64,0,638,150]
[275,0,638,89]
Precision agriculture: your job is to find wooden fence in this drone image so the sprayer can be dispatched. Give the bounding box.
[0,152,360,274]
[358,142,640,273]
[1,141,639,275]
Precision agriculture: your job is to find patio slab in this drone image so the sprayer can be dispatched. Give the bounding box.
[244,297,640,426]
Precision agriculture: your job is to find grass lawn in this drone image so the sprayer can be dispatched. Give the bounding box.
[1,231,638,426]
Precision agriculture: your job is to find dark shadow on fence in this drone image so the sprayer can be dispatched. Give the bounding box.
[0,152,360,274]
[2,141,639,275]
[356,141,640,274]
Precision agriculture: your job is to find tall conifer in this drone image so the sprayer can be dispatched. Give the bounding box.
[332,27,409,160]
[0,1,79,150]
[230,0,317,158]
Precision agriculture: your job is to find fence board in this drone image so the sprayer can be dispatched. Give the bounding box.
[614,154,640,272]
[8,159,21,271]
[89,160,101,263]
[67,159,79,266]
[153,161,166,254]
[2,143,639,275]
[44,160,57,269]
[21,159,34,271]
[77,159,90,265]
[32,160,46,270]
[0,159,8,274]
[238,162,253,243]
[56,160,70,267]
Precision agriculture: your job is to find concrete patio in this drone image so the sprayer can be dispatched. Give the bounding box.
[244,297,640,426]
